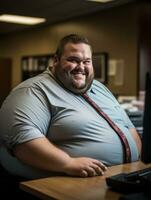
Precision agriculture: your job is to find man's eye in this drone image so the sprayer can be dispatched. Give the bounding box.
[66,58,91,65]
[84,60,91,64]
[67,58,77,63]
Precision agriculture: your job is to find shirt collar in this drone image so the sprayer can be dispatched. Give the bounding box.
[87,80,95,94]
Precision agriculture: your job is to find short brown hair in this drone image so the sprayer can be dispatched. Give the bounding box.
[55,34,92,59]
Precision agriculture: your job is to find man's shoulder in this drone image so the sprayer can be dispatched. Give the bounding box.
[13,71,52,91]
[92,79,111,94]
[91,80,118,102]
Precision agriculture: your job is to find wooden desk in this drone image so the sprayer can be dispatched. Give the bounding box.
[20,161,151,200]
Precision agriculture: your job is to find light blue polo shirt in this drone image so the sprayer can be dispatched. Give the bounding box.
[0,69,139,179]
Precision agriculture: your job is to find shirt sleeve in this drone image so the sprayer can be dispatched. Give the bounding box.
[0,86,51,149]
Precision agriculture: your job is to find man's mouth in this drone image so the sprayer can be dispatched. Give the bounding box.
[71,71,86,75]
[71,71,86,79]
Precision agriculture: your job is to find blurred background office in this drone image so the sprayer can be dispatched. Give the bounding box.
[0,0,151,132]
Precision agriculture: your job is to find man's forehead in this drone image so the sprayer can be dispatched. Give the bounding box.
[64,42,90,50]
[63,43,92,56]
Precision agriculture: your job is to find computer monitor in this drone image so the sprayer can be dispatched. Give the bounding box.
[105,72,151,193]
[141,72,151,163]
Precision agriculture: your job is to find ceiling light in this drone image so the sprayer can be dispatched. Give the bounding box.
[87,0,114,2]
[0,14,46,25]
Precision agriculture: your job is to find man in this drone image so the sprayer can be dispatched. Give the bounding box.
[0,34,141,179]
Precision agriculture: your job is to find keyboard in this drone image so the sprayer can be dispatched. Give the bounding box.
[106,167,151,193]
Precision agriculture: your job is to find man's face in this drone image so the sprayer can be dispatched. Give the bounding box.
[52,42,94,94]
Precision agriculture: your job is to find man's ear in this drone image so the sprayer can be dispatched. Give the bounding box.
[53,55,59,66]
[50,55,59,74]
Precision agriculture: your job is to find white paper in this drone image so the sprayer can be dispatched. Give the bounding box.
[108,60,117,76]
[114,60,124,86]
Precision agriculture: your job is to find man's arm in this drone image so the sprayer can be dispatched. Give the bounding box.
[13,137,107,177]
[129,128,142,156]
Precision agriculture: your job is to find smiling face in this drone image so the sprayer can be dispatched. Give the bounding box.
[52,42,94,94]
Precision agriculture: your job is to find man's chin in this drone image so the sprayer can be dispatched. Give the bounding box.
[69,83,90,94]
[69,77,93,94]
[72,82,86,89]
[69,87,88,94]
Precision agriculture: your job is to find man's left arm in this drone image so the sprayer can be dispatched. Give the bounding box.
[129,128,142,156]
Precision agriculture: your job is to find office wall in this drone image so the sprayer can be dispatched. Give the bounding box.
[0,58,12,106]
[0,3,139,95]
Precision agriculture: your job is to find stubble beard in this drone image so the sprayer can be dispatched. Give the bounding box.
[54,65,94,94]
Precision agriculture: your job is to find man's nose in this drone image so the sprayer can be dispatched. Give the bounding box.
[78,61,85,69]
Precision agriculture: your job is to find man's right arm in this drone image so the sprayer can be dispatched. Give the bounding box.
[13,137,107,177]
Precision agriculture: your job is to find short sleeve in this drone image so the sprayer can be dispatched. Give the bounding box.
[0,86,51,149]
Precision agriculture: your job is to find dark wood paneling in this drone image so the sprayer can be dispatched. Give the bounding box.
[0,58,12,106]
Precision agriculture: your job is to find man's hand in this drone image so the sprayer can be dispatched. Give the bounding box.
[62,157,107,177]
[14,138,107,177]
